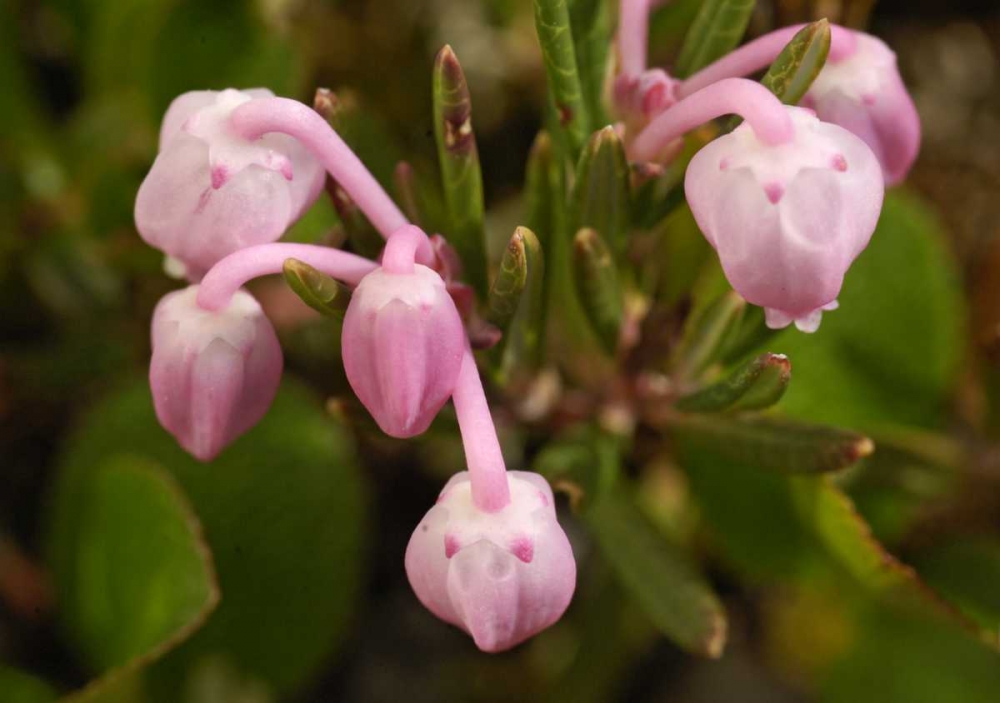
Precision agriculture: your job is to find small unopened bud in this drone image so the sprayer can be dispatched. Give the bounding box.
[135,89,325,279]
[684,106,884,332]
[150,285,283,461]
[341,264,464,437]
[405,471,576,652]
[804,32,921,186]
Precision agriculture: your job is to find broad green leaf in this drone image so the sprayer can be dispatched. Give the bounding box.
[761,19,832,104]
[568,0,612,128]
[676,352,791,412]
[668,414,873,475]
[48,380,366,695]
[674,0,756,78]
[669,290,745,381]
[50,456,217,673]
[586,490,727,657]
[572,127,631,263]
[914,539,1000,634]
[433,46,488,296]
[0,666,58,703]
[533,0,591,158]
[572,228,624,354]
[282,258,351,319]
[774,192,965,430]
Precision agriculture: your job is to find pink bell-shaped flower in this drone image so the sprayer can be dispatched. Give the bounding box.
[405,471,576,652]
[341,229,464,437]
[150,285,283,461]
[684,106,884,332]
[135,88,325,280]
[803,32,920,186]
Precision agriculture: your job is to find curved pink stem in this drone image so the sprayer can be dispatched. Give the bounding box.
[382,225,435,275]
[677,23,859,98]
[452,347,511,513]
[619,0,653,77]
[229,97,409,239]
[628,77,794,161]
[197,243,377,311]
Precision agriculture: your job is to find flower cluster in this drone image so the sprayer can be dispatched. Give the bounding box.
[133,1,919,652]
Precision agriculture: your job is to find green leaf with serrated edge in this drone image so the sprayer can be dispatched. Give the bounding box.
[572,127,631,263]
[674,0,756,78]
[0,665,58,703]
[313,89,386,260]
[670,289,746,381]
[572,228,624,354]
[568,0,612,128]
[282,258,351,320]
[533,0,591,158]
[762,20,831,104]
[586,489,728,658]
[676,352,791,412]
[667,414,874,474]
[433,46,488,297]
[48,380,365,695]
[47,456,218,702]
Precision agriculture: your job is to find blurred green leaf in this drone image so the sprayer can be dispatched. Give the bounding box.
[534,429,619,512]
[433,46,488,297]
[761,20,831,104]
[670,290,745,381]
[572,228,624,355]
[586,489,727,658]
[568,0,612,128]
[914,539,1000,634]
[669,414,873,475]
[674,0,756,78]
[572,127,631,263]
[533,0,591,158]
[282,258,351,319]
[48,380,366,696]
[0,666,58,703]
[675,352,791,412]
[774,192,965,430]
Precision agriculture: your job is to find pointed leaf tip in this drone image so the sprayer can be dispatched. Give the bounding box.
[283,258,351,319]
[676,352,791,412]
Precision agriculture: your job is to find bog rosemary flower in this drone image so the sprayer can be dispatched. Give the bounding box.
[405,350,576,652]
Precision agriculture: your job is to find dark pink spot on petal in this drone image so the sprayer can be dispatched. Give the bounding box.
[280,161,294,181]
[831,154,848,172]
[862,94,877,106]
[764,182,784,204]
[509,537,534,564]
[211,165,228,190]
[537,490,549,507]
[444,534,461,558]
[718,157,730,171]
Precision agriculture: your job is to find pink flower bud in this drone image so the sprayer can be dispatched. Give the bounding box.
[341,264,464,437]
[684,106,884,332]
[150,285,283,461]
[135,89,325,279]
[405,471,576,652]
[804,32,921,186]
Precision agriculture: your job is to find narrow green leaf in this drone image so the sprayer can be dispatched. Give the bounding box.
[486,229,529,331]
[525,131,556,253]
[533,428,620,512]
[586,489,728,658]
[433,46,488,297]
[533,0,591,158]
[670,290,746,381]
[674,0,756,78]
[667,414,874,474]
[487,228,547,379]
[572,228,624,354]
[568,0,612,127]
[572,126,631,262]
[761,19,832,104]
[676,352,791,412]
[313,89,385,259]
[282,258,351,320]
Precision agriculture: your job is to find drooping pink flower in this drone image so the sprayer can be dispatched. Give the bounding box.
[341,227,465,437]
[135,89,325,280]
[405,471,576,652]
[803,31,921,186]
[150,285,283,461]
[684,106,884,331]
